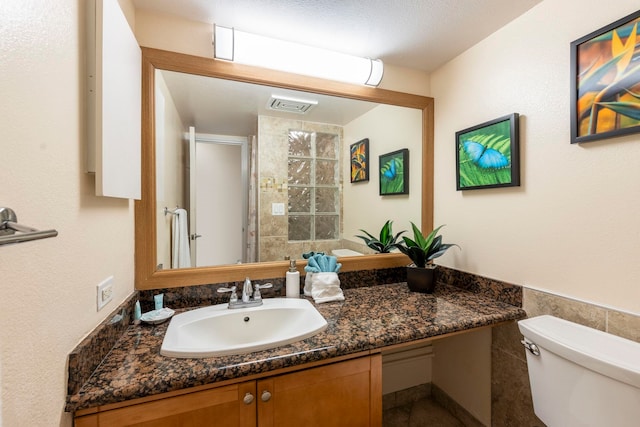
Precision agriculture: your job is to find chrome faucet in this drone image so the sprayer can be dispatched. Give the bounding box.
[217,277,273,309]
[242,277,253,303]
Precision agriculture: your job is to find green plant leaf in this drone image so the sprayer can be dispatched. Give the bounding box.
[402,236,417,247]
[356,221,405,253]
[380,220,391,243]
[427,243,461,261]
[358,229,375,240]
[397,224,458,266]
[406,246,427,268]
[422,224,444,252]
[409,222,427,249]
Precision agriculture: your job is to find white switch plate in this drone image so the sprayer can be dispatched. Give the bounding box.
[272,203,285,216]
[97,276,114,311]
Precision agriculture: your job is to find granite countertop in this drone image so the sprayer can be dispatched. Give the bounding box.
[67,282,526,412]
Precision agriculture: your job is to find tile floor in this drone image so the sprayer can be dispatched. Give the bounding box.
[383,396,465,427]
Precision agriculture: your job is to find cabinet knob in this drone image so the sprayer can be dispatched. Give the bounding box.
[243,392,254,405]
[261,390,272,402]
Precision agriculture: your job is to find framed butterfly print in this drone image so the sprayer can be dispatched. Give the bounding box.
[455,113,520,191]
[379,149,409,195]
[350,138,369,182]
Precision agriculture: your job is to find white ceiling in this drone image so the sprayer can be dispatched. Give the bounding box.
[159,69,383,135]
[133,0,541,72]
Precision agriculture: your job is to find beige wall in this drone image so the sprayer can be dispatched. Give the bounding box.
[343,104,423,243]
[432,0,640,315]
[1,1,136,426]
[431,1,640,422]
[15,0,638,424]
[155,71,187,269]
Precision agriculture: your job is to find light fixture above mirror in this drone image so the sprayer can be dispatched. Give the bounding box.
[213,25,384,87]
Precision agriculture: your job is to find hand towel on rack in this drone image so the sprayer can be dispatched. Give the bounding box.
[171,208,192,268]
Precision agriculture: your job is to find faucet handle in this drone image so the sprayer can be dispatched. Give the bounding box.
[217,286,238,303]
[253,282,273,301]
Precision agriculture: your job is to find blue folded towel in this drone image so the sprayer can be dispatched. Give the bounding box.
[304,254,341,273]
[302,251,325,259]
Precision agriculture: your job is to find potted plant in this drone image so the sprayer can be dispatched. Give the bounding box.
[395,223,459,293]
[355,220,406,253]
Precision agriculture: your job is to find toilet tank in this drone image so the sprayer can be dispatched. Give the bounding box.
[518,315,640,427]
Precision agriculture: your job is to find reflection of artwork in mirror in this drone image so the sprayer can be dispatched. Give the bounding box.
[350,138,369,183]
[455,113,520,191]
[570,10,640,143]
[379,149,409,195]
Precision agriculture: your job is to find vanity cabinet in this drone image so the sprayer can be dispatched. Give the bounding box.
[75,381,256,427]
[257,355,381,426]
[74,355,381,427]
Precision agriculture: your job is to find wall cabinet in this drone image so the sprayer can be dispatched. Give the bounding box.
[86,0,141,199]
[74,355,381,427]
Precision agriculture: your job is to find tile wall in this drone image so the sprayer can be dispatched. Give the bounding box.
[258,116,345,261]
[491,287,640,426]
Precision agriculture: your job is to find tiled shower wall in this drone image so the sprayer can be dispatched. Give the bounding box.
[491,287,640,426]
[258,116,345,261]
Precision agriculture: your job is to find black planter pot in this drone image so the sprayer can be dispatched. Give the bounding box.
[406,265,436,293]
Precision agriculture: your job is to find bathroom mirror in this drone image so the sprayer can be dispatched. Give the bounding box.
[135,47,434,290]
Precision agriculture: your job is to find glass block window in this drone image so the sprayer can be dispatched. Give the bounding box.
[287,130,340,241]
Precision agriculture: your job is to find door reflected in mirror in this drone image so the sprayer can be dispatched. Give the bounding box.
[155,69,424,269]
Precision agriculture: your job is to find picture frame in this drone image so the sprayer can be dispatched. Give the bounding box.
[570,9,640,143]
[350,138,369,182]
[456,113,520,191]
[379,149,409,195]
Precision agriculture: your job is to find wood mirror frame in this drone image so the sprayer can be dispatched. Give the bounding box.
[135,47,434,290]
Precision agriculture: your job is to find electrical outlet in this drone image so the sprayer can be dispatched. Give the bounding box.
[97,276,114,311]
[272,203,285,216]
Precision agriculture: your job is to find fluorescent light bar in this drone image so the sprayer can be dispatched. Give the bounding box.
[213,25,383,87]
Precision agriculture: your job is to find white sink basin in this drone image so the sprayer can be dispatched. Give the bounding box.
[160,298,328,358]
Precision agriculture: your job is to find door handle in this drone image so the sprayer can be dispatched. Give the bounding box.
[190,233,202,240]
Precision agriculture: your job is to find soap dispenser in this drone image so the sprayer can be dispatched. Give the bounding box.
[286,259,300,298]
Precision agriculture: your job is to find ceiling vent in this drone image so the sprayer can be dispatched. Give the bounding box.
[267,95,318,114]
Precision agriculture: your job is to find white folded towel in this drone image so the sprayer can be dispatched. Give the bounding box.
[304,273,313,296]
[171,208,191,269]
[310,272,344,303]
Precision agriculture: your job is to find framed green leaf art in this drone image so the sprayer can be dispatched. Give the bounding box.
[571,9,640,143]
[379,148,409,195]
[456,113,520,191]
[350,138,369,182]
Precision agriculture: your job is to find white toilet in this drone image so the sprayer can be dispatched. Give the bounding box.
[518,315,640,426]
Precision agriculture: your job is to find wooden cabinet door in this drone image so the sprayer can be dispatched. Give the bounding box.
[257,355,382,427]
[93,381,256,427]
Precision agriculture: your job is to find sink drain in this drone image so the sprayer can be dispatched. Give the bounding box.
[244,316,250,322]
